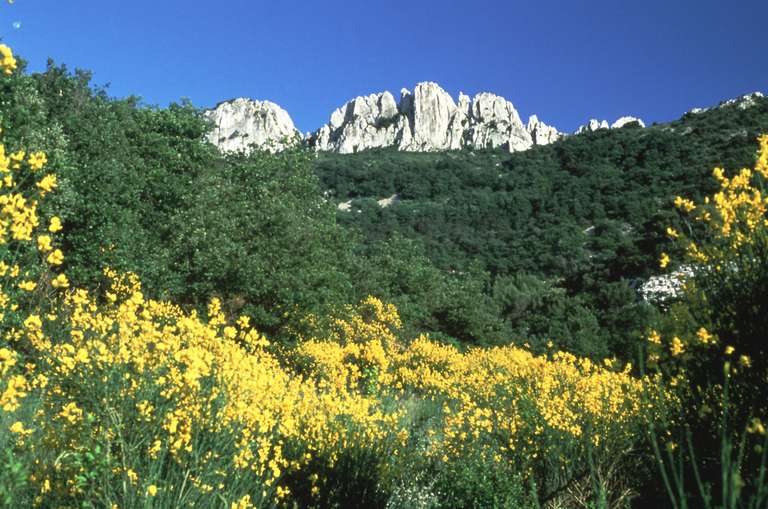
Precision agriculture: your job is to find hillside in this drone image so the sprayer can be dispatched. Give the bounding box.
[313,94,768,355]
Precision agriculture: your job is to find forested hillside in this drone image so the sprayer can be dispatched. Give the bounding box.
[314,97,768,356]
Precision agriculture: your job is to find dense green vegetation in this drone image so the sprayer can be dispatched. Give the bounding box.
[314,99,768,356]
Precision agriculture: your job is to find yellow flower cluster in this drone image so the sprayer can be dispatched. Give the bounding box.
[1,144,61,246]
[10,269,406,503]
[1,348,27,411]
[668,135,768,266]
[0,44,16,75]
[298,302,669,478]
[0,143,67,323]
[5,242,666,506]
[646,326,720,367]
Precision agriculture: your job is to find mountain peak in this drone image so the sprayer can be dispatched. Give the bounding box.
[205,97,300,153]
[308,82,562,154]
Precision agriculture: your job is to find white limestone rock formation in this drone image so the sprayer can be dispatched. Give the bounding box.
[527,115,561,145]
[686,91,765,116]
[312,91,408,154]
[401,82,461,150]
[575,119,610,134]
[575,116,645,134]
[207,82,566,154]
[377,194,399,208]
[611,116,646,129]
[461,92,533,151]
[309,82,560,153]
[205,98,300,153]
[639,266,694,304]
[719,91,764,110]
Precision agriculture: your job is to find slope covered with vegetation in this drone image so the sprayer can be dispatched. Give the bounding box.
[314,97,768,356]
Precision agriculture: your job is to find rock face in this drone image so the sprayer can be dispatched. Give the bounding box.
[310,82,562,153]
[312,91,408,154]
[527,115,560,145]
[575,119,610,134]
[611,116,646,129]
[575,116,644,134]
[205,98,301,153]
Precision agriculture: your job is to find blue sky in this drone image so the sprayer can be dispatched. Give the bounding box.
[2,0,767,133]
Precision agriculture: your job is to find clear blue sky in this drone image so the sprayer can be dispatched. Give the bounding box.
[2,0,767,134]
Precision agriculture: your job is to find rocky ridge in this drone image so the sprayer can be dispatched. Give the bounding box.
[575,116,646,134]
[205,82,653,154]
[310,83,565,154]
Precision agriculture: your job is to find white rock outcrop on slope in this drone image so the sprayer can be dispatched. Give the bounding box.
[527,115,561,145]
[719,91,765,110]
[639,266,694,304]
[205,98,301,153]
[405,82,461,150]
[312,91,409,154]
[688,91,766,115]
[462,92,533,151]
[310,82,562,153]
[575,119,609,134]
[611,116,646,129]
[377,194,399,208]
[575,115,645,134]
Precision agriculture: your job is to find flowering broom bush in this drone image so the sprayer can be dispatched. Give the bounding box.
[645,135,768,508]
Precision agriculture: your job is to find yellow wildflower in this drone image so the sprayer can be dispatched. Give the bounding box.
[51,273,69,288]
[58,402,83,424]
[27,152,47,171]
[696,327,715,345]
[0,44,17,75]
[9,421,32,435]
[36,174,57,193]
[747,418,766,435]
[647,330,662,345]
[47,249,64,265]
[48,216,63,232]
[18,280,36,291]
[674,196,696,212]
[37,235,52,252]
[231,495,253,509]
[670,337,685,357]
